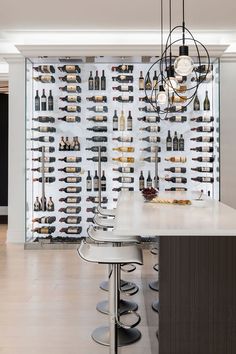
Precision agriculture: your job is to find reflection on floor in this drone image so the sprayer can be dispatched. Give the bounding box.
[0,225,158,354]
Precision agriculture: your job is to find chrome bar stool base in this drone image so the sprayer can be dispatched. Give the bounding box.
[97,299,138,315]
[149,280,159,292]
[92,325,141,346]
[152,300,159,312]
[100,279,137,292]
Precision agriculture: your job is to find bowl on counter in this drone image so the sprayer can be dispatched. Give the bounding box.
[142,187,158,201]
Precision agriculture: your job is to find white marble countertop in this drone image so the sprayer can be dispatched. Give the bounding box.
[113,191,236,237]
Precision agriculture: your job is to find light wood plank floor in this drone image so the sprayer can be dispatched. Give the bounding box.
[0,225,158,354]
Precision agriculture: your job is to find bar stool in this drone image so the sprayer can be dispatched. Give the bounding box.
[149,243,159,292]
[96,204,116,218]
[78,240,143,350]
[93,214,115,229]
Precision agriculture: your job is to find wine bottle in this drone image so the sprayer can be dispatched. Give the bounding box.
[59,75,81,83]
[165,177,187,184]
[87,116,107,122]
[59,207,81,214]
[32,116,55,123]
[139,106,159,113]
[33,177,56,183]
[127,111,133,131]
[31,126,56,133]
[87,95,107,103]
[58,116,80,123]
[190,116,214,122]
[165,187,187,191]
[86,196,108,204]
[59,197,81,204]
[191,72,213,83]
[86,217,94,223]
[35,90,40,111]
[60,95,81,103]
[113,96,134,103]
[88,71,94,90]
[139,96,157,103]
[190,146,214,152]
[140,157,161,163]
[140,146,161,153]
[113,176,134,183]
[101,170,106,191]
[146,171,152,188]
[33,216,56,224]
[87,106,108,112]
[165,156,187,163]
[166,130,172,151]
[31,146,55,153]
[112,75,133,83]
[86,207,96,213]
[192,157,214,162]
[86,171,92,192]
[193,64,213,73]
[113,167,134,173]
[203,90,210,110]
[93,170,99,192]
[58,157,82,163]
[47,197,54,212]
[73,137,80,151]
[31,136,54,143]
[32,226,56,234]
[112,187,134,192]
[139,71,144,90]
[94,70,100,90]
[113,146,134,153]
[170,94,187,104]
[59,176,82,183]
[48,90,53,111]
[59,85,81,93]
[164,105,187,113]
[191,177,214,183]
[112,85,133,92]
[145,72,152,90]
[193,94,200,111]
[34,65,55,73]
[87,126,107,132]
[138,116,160,123]
[179,134,185,151]
[165,167,186,173]
[119,110,126,131]
[33,75,55,83]
[153,71,158,89]
[101,70,106,90]
[34,197,41,211]
[165,116,187,123]
[59,105,81,113]
[139,171,145,190]
[60,227,82,234]
[58,65,80,73]
[191,167,213,173]
[86,136,107,142]
[58,167,81,173]
[190,136,214,142]
[139,126,160,132]
[58,136,66,151]
[59,216,81,224]
[86,146,107,152]
[112,136,133,143]
[59,187,82,193]
[112,157,134,163]
[41,89,47,111]
[32,167,54,173]
[139,136,161,143]
[87,156,107,162]
[112,65,134,73]
[191,126,214,132]
[113,110,118,131]
[32,156,56,163]
[173,131,179,151]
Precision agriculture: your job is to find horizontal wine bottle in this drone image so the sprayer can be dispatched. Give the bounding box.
[87,156,107,162]
[165,156,187,163]
[138,116,160,123]
[32,167,54,173]
[58,156,82,163]
[113,177,134,183]
[86,196,108,204]
[60,227,82,234]
[139,136,160,143]
[113,96,134,102]
[191,167,213,173]
[58,65,81,73]
[58,116,81,122]
[112,75,133,83]
[59,176,82,183]
[140,146,161,152]
[112,187,134,192]
[86,207,97,213]
[33,177,56,183]
[31,126,56,133]
[191,72,213,83]
[139,126,160,132]
[59,85,81,93]
[32,116,55,123]
[165,177,187,184]
[86,146,107,152]
[165,167,187,173]
[191,126,214,132]
[59,207,81,214]
[192,156,214,162]
[33,75,55,83]
[86,136,107,142]
[87,116,107,122]
[112,136,133,143]
[140,157,161,163]
[191,136,214,142]
[33,65,55,73]
[59,75,81,83]
[59,105,81,113]
[139,106,159,113]
[87,126,107,132]
[193,64,213,73]
[112,85,133,92]
[164,105,187,113]
[191,177,214,183]
[87,106,108,113]
[31,146,55,153]
[58,167,81,173]
[112,65,134,73]
[32,216,56,224]
[32,226,56,234]
[59,197,81,203]
[113,147,134,152]
[112,157,134,163]
[59,216,82,224]
[59,187,82,193]
[165,187,187,191]
[191,146,214,152]
[139,96,158,103]
[165,116,187,123]
[86,95,107,103]
[113,167,134,173]
[31,136,54,142]
[190,116,214,122]
[60,95,81,103]
[170,95,187,104]
[32,156,56,163]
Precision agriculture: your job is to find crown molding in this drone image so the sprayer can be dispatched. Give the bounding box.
[220,52,236,62]
[3,53,25,64]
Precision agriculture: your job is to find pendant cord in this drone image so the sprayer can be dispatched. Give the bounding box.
[169,0,172,62]
[161,0,164,84]
[182,0,185,45]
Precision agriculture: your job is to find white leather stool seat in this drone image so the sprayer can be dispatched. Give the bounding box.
[93,214,115,228]
[96,205,116,217]
[87,225,140,244]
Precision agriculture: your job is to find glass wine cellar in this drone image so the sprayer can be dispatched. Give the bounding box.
[25,56,220,243]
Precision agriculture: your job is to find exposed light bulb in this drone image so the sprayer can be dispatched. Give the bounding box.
[157,85,167,104]
[164,77,179,92]
[174,45,194,76]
